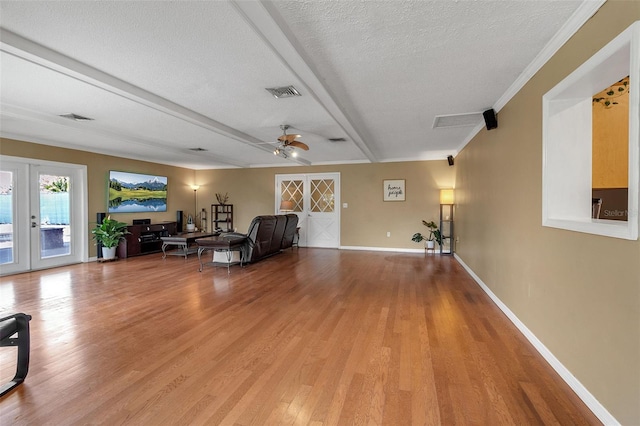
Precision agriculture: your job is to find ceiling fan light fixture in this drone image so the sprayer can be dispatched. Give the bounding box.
[272,124,308,159]
[274,147,289,158]
[277,124,310,151]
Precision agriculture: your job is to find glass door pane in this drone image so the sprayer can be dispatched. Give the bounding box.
[0,171,14,265]
[310,179,334,212]
[38,174,71,258]
[280,179,304,212]
[0,160,29,275]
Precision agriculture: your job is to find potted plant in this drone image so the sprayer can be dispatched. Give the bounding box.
[215,192,229,205]
[411,220,442,250]
[186,214,195,232]
[91,216,129,260]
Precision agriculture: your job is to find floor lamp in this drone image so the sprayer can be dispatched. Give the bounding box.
[439,189,454,255]
[191,185,199,231]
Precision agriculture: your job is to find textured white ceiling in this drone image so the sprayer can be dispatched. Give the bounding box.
[0,0,598,169]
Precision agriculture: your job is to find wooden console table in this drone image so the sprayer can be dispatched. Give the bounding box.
[117,222,176,258]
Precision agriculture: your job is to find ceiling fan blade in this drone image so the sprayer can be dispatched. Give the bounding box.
[288,140,309,151]
[278,134,301,143]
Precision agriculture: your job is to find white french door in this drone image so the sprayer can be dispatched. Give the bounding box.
[276,173,340,248]
[0,156,87,275]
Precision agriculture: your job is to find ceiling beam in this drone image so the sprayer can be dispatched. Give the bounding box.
[1,103,251,168]
[231,0,379,162]
[0,28,317,166]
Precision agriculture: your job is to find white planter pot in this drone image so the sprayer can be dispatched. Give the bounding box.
[212,250,241,264]
[186,223,195,232]
[426,240,435,249]
[102,246,117,260]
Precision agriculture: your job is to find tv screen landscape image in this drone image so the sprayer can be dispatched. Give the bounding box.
[108,171,168,213]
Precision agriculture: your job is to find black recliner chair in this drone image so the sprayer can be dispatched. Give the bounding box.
[226,214,299,264]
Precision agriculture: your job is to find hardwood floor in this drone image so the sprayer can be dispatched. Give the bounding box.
[0,249,600,425]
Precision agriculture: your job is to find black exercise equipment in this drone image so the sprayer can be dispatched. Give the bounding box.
[0,313,32,397]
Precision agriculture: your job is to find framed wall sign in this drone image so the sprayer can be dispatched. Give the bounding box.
[383,179,405,201]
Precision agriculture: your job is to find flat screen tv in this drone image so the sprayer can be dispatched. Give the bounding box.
[108,171,168,213]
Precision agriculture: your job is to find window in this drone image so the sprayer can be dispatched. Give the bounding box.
[542,21,639,240]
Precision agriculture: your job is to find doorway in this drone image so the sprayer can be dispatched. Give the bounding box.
[276,173,340,248]
[0,156,87,275]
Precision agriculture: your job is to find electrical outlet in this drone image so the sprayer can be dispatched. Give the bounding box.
[387,232,391,237]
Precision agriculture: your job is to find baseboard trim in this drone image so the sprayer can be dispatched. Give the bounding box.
[340,245,440,254]
[454,254,619,426]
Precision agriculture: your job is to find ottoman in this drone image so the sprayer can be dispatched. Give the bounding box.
[195,234,248,273]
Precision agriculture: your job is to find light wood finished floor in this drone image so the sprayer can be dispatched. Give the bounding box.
[1,249,600,425]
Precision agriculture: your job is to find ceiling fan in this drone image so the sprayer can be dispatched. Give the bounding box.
[274,124,309,158]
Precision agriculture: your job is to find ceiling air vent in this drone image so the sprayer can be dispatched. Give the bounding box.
[58,113,94,121]
[432,112,483,129]
[265,85,301,99]
[328,138,347,142]
[189,147,208,152]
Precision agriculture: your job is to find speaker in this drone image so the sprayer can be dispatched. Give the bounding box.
[447,155,454,166]
[176,210,183,233]
[96,212,106,258]
[483,109,498,130]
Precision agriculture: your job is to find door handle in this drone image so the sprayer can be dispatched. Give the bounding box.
[31,222,38,228]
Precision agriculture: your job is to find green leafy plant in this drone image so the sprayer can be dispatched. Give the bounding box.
[215,192,229,204]
[91,216,130,248]
[411,220,442,245]
[42,177,69,193]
